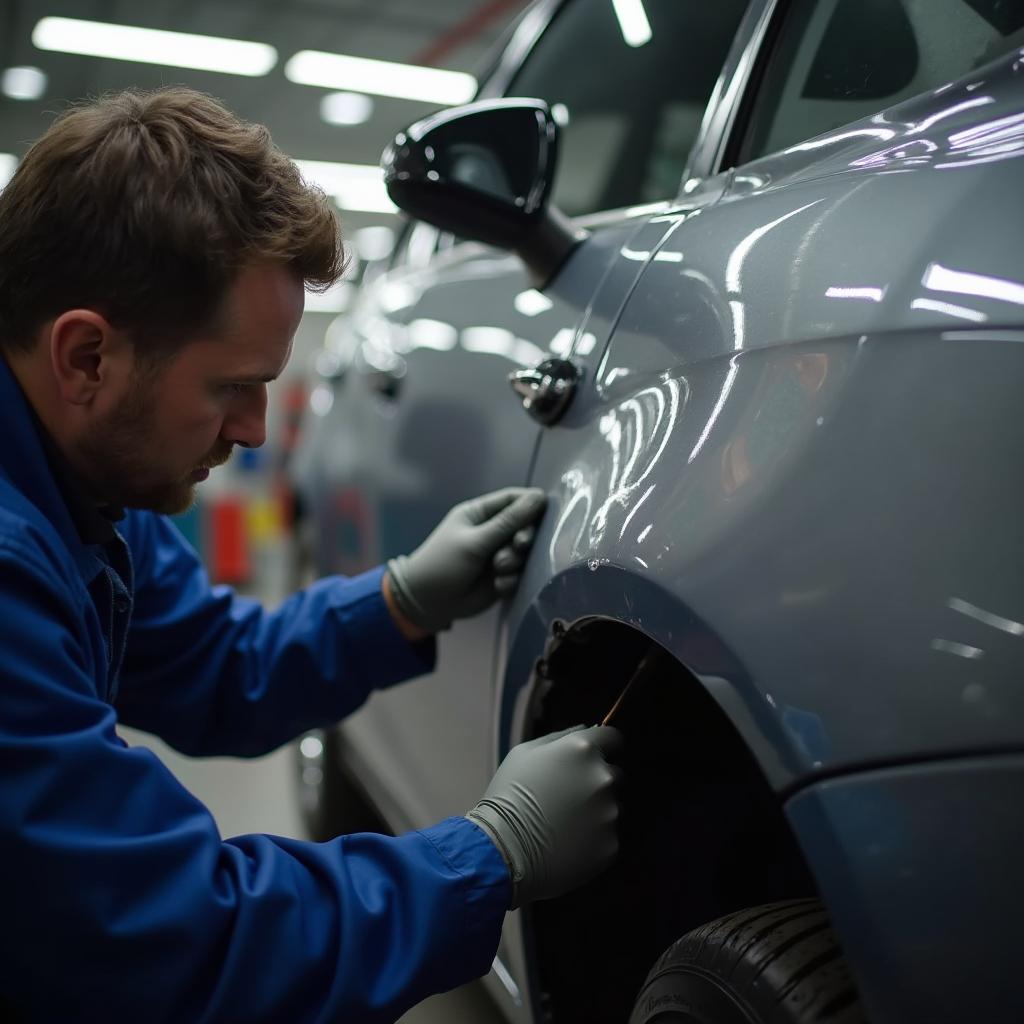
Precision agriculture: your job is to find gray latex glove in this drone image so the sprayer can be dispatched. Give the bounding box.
[466,725,623,909]
[386,487,546,633]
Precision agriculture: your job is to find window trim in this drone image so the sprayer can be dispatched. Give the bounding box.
[716,0,1024,169]
[683,0,783,183]
[477,0,565,100]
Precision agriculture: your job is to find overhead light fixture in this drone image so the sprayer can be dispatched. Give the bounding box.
[320,91,374,126]
[286,50,475,106]
[2,66,47,100]
[32,17,277,77]
[0,153,17,191]
[611,0,653,48]
[294,159,396,214]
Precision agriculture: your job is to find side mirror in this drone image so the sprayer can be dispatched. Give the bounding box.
[381,98,586,288]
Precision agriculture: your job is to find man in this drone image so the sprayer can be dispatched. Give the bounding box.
[0,88,622,1022]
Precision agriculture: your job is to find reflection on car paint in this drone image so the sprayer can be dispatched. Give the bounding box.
[922,262,1024,307]
[947,596,1024,636]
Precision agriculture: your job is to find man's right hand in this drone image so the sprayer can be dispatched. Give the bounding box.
[466,725,623,909]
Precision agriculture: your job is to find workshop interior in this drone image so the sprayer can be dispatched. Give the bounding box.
[1,1,1022,1022]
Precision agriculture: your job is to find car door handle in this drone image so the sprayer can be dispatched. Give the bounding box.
[508,357,580,425]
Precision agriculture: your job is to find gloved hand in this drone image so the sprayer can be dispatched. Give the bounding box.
[466,725,623,909]
[386,487,546,633]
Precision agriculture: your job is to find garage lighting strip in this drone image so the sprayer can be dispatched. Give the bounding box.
[1,151,390,215]
[31,17,476,106]
[611,0,652,48]
[285,50,476,106]
[294,159,397,214]
[32,17,277,77]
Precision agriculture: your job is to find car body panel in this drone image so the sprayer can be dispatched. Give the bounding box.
[493,49,1024,1023]
[500,52,1024,789]
[786,754,1024,1024]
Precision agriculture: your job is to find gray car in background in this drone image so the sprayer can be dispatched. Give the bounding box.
[292,1,1024,1021]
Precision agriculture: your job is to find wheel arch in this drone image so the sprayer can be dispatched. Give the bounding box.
[498,567,828,1022]
[499,562,805,786]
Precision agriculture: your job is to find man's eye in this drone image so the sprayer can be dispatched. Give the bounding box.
[221,382,249,395]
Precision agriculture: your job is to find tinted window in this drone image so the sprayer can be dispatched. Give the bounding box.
[508,0,749,215]
[741,0,1024,162]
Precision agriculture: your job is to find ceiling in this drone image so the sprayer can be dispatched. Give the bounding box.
[0,0,532,235]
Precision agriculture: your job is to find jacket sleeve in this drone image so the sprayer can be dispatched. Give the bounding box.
[0,535,509,1024]
[116,510,436,756]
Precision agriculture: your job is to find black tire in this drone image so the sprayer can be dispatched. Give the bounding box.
[628,900,866,1024]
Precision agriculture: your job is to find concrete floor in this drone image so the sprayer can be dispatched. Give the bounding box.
[119,726,505,1024]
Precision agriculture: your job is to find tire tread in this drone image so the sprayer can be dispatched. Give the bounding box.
[630,900,866,1024]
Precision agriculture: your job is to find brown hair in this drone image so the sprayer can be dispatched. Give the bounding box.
[0,87,345,357]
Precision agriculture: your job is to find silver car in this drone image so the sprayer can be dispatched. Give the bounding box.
[293,1,1024,1022]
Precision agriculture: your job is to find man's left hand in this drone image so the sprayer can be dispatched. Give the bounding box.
[385,487,547,634]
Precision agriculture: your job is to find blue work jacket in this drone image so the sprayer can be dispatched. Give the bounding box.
[0,358,510,1023]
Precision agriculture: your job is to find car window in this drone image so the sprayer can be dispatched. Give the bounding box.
[506,0,749,216]
[739,0,1024,162]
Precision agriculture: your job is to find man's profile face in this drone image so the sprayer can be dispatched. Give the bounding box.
[74,263,304,515]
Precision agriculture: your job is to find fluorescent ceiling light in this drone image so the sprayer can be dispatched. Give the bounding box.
[32,17,277,77]
[286,50,475,105]
[0,153,17,190]
[321,91,374,126]
[2,66,47,100]
[611,0,653,48]
[294,159,397,214]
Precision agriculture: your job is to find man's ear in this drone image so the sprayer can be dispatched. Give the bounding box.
[48,310,132,406]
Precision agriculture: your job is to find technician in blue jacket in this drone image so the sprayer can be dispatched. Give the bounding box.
[0,88,622,1022]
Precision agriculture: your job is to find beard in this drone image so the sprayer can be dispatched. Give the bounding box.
[75,376,231,516]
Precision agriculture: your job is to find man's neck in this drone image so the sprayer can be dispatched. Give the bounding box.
[5,353,120,542]
[6,348,63,444]
[6,348,91,488]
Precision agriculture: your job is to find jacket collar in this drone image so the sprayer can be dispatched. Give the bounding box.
[0,356,118,558]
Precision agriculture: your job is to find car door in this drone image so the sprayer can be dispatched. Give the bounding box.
[307,0,753,834]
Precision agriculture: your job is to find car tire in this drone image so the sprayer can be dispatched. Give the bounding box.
[628,899,866,1024]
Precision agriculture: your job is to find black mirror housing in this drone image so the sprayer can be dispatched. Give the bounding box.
[381,98,585,288]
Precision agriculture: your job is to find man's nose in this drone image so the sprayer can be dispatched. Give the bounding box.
[222,386,268,449]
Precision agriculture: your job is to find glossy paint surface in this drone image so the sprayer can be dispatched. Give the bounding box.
[787,755,1024,1023]
[504,50,1024,785]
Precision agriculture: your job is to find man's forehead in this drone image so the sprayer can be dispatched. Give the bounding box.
[177,331,291,379]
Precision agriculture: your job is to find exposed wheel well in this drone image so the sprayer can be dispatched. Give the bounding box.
[523,618,817,1024]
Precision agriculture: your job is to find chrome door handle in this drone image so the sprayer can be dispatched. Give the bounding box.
[508,357,580,425]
